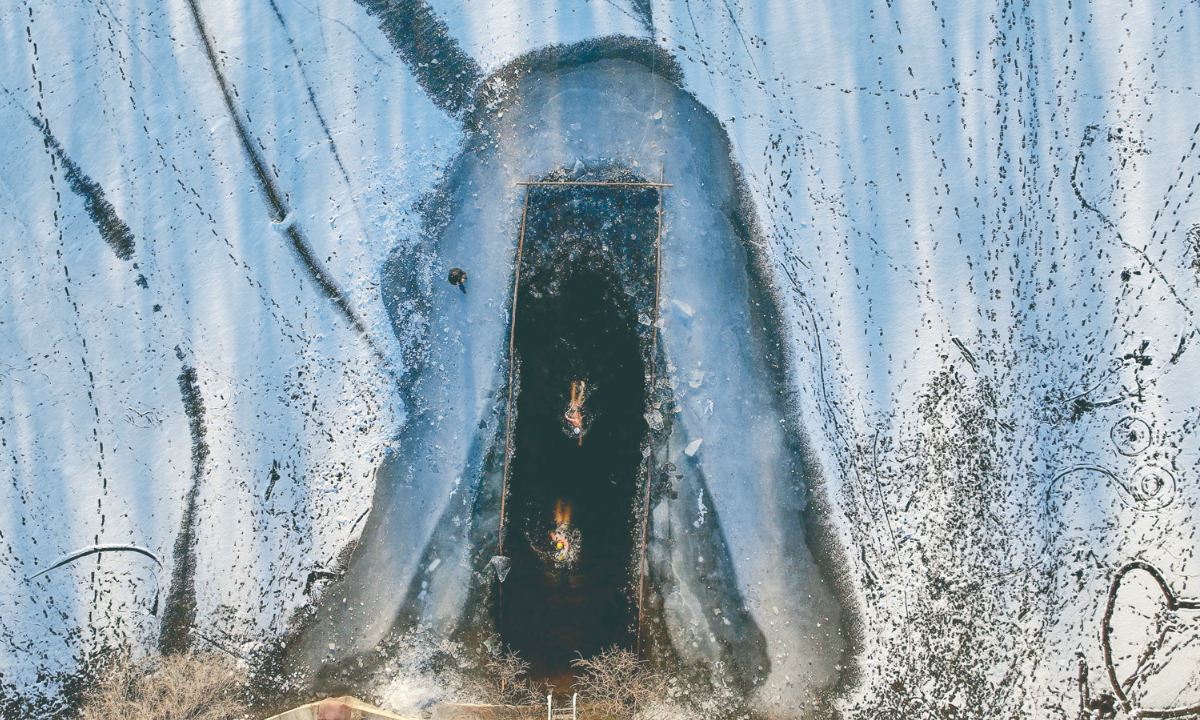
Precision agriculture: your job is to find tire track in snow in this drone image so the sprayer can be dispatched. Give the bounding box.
[266,0,356,188]
[266,0,388,288]
[182,0,383,361]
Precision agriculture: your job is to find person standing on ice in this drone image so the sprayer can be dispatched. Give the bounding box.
[448,267,468,294]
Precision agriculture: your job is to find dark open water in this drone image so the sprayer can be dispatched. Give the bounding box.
[498,179,658,684]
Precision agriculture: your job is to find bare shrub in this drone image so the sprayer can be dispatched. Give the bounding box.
[475,647,546,710]
[571,647,666,719]
[78,647,247,720]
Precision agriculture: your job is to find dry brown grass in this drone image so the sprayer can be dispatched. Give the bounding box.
[78,648,247,720]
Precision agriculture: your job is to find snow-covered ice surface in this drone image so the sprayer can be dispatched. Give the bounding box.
[0,0,438,709]
[3,0,1200,718]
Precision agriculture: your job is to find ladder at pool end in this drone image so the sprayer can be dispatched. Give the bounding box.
[547,693,577,720]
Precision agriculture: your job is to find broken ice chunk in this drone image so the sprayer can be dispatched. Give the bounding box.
[645,409,664,431]
[688,370,705,388]
[651,109,663,120]
[684,438,703,456]
[489,555,511,582]
[638,312,652,326]
[672,298,696,317]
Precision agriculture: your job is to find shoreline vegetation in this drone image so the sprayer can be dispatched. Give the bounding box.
[71,645,674,720]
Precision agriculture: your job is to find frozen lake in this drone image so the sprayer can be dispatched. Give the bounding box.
[290,49,848,716]
[6,1,1199,717]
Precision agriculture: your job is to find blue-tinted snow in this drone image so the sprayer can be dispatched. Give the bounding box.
[4,0,1200,717]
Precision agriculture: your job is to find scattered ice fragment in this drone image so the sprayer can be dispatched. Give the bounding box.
[427,558,441,573]
[672,298,696,316]
[651,109,663,120]
[645,409,664,431]
[489,555,511,582]
[688,370,705,388]
[572,158,585,176]
[638,312,652,326]
[685,438,703,456]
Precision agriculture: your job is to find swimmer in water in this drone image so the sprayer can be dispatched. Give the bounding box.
[550,522,580,566]
[552,527,570,555]
[565,380,585,445]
